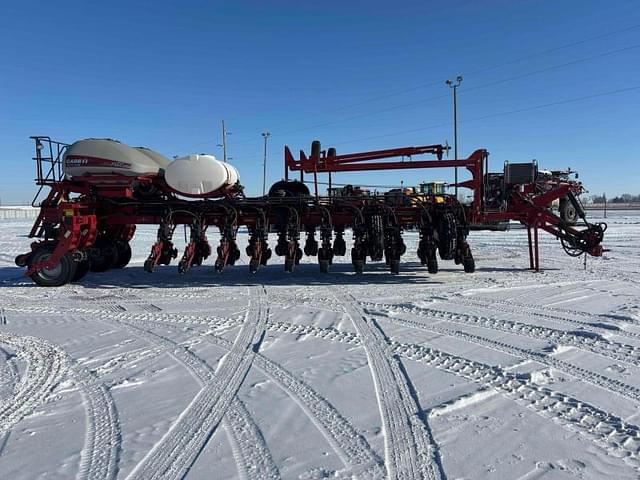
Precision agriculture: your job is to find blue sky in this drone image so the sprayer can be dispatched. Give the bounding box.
[0,0,638,204]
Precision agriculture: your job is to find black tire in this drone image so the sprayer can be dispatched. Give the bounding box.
[90,239,119,272]
[159,243,178,266]
[437,212,457,260]
[113,242,132,269]
[249,257,260,274]
[268,180,310,198]
[72,259,91,281]
[319,259,330,273]
[284,257,294,273]
[389,259,400,274]
[226,247,240,266]
[144,258,155,273]
[15,253,31,267]
[427,257,438,274]
[463,256,475,273]
[353,259,364,274]
[177,257,190,275]
[327,147,336,157]
[261,248,272,265]
[304,241,318,257]
[29,245,77,287]
[559,199,578,225]
[352,247,366,274]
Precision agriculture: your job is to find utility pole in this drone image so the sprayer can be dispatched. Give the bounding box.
[445,76,463,198]
[262,132,270,195]
[218,120,231,163]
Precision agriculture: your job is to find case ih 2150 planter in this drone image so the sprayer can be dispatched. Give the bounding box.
[15,136,606,286]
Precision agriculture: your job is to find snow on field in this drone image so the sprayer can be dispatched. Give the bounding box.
[0,211,639,479]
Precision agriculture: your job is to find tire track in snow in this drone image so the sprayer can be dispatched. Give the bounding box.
[268,320,640,468]
[0,333,69,434]
[105,317,279,480]
[122,310,383,478]
[205,333,385,479]
[74,364,121,480]
[101,298,384,477]
[363,304,640,403]
[475,294,640,328]
[0,346,18,457]
[449,295,640,340]
[3,304,240,330]
[224,397,280,480]
[330,288,443,480]
[0,346,19,397]
[362,302,640,367]
[0,331,122,480]
[128,285,269,480]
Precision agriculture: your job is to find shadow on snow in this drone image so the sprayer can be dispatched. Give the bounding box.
[0,261,469,289]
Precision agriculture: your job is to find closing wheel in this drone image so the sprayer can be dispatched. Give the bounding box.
[284,256,295,273]
[427,257,438,274]
[389,259,400,274]
[72,259,91,282]
[29,245,77,287]
[90,239,119,272]
[437,212,457,260]
[319,259,330,273]
[144,258,155,273]
[352,247,366,274]
[353,260,365,274]
[249,257,260,274]
[261,248,272,265]
[113,242,132,269]
[463,255,475,273]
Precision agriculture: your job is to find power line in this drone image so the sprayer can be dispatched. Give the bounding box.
[190,81,639,156]
[188,26,640,152]
[274,42,640,137]
[330,23,640,111]
[219,40,639,149]
[463,43,640,95]
[330,85,640,147]
[469,85,640,122]
[219,23,640,144]
[273,93,450,137]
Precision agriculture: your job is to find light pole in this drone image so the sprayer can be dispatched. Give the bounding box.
[262,132,270,195]
[445,75,463,198]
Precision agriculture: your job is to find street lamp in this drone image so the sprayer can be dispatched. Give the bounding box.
[262,132,270,195]
[445,75,463,198]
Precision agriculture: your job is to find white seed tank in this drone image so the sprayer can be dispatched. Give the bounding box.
[134,147,171,169]
[63,139,168,177]
[164,154,240,196]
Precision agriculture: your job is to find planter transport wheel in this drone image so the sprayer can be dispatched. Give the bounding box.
[29,245,77,287]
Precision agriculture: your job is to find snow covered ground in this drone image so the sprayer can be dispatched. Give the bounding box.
[0,211,639,479]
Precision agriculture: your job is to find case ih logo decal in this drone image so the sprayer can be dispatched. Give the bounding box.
[65,155,132,169]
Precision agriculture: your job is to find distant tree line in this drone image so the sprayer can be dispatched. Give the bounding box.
[591,193,640,204]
